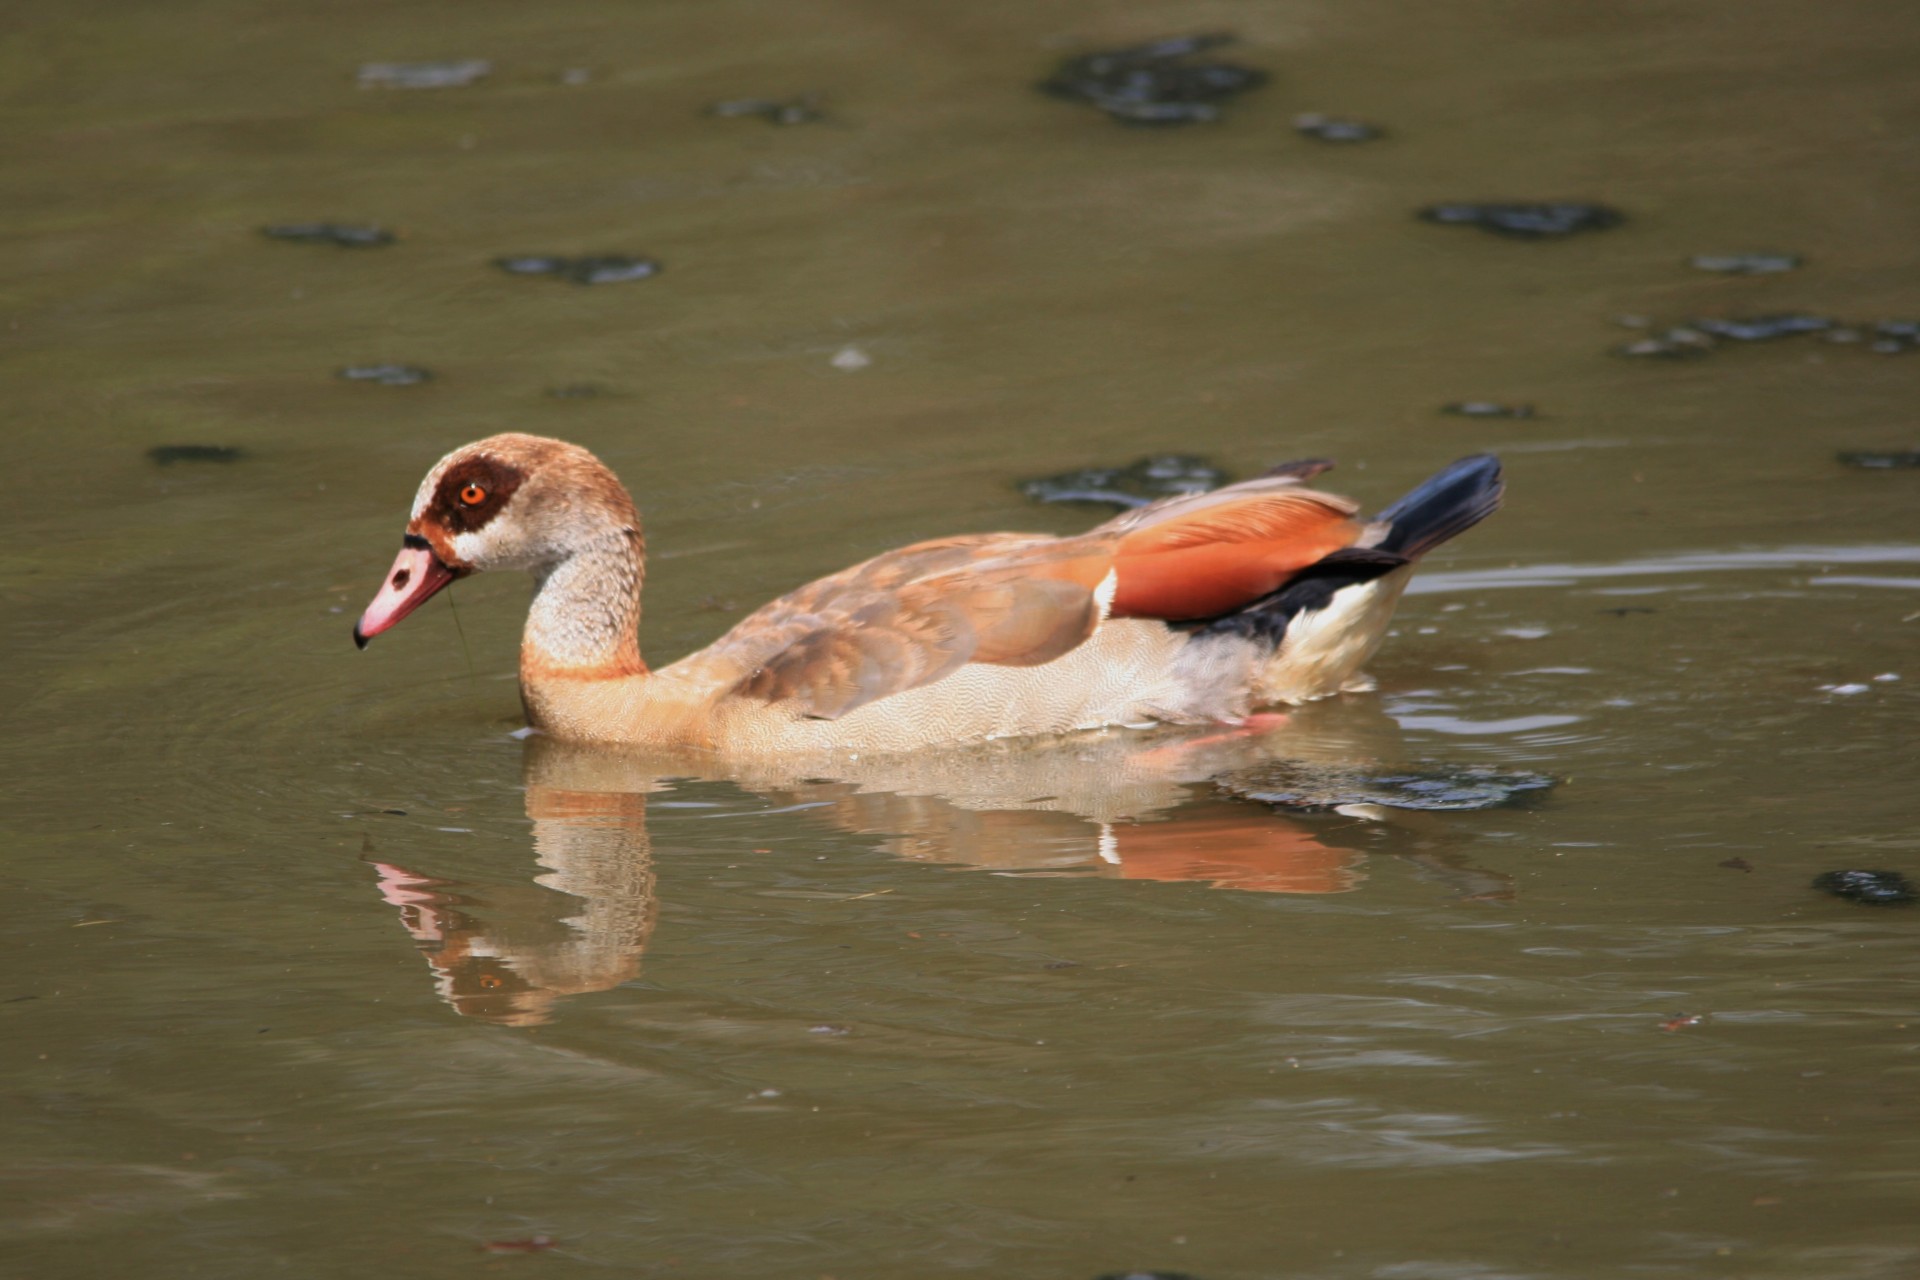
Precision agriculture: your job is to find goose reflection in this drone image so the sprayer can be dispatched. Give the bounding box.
[371,781,658,1026]
[368,701,1511,1024]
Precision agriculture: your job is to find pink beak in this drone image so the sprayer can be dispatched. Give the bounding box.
[354,540,458,648]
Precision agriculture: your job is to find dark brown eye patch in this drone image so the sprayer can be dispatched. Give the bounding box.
[434,456,524,532]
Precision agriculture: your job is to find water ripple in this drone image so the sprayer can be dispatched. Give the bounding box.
[1412,544,1920,594]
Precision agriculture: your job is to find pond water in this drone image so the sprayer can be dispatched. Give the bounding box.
[3,1,1917,1277]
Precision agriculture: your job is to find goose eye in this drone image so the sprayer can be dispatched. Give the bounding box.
[459,483,488,506]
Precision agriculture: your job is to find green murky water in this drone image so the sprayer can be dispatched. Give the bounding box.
[4,2,1918,1277]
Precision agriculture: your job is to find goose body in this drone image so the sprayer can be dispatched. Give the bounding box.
[355,434,1502,754]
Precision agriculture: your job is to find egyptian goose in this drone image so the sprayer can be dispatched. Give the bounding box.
[355,434,1501,753]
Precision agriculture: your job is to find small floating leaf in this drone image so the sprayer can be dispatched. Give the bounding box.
[359,60,490,89]
[1293,113,1383,142]
[1020,455,1228,509]
[1418,202,1624,238]
[338,364,432,387]
[1442,401,1534,419]
[493,254,660,285]
[1689,252,1802,274]
[148,444,247,466]
[261,223,394,248]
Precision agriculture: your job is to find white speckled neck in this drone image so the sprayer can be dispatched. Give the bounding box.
[522,531,645,675]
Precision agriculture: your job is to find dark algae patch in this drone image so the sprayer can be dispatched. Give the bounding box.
[1418,202,1624,238]
[148,444,246,466]
[1217,761,1557,812]
[708,96,822,125]
[1693,314,1833,341]
[494,255,661,285]
[1690,251,1802,274]
[338,364,432,386]
[1618,316,1918,359]
[261,222,394,248]
[1837,449,1920,470]
[1020,455,1229,509]
[1040,34,1268,126]
[1812,870,1914,905]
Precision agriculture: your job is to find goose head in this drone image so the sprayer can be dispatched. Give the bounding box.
[354,433,638,647]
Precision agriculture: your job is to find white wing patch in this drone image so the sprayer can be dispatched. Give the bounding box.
[1093,567,1119,621]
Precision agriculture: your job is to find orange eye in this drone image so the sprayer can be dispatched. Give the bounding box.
[459,483,487,506]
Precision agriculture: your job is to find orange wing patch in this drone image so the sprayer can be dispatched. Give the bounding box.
[1108,488,1363,620]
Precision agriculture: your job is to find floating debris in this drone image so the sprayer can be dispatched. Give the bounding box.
[358,60,491,89]
[708,96,823,125]
[1811,869,1913,905]
[260,222,394,248]
[1838,449,1920,469]
[1659,1013,1706,1031]
[1292,113,1382,142]
[1418,202,1625,239]
[1718,857,1754,873]
[1217,761,1557,812]
[1689,252,1802,274]
[829,345,872,371]
[1095,1272,1205,1280]
[544,383,608,399]
[338,364,432,387]
[148,444,247,466]
[1020,455,1229,509]
[1040,33,1268,126]
[1442,401,1535,419]
[493,255,661,285]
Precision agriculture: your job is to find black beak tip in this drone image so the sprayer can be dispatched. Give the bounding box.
[353,624,370,650]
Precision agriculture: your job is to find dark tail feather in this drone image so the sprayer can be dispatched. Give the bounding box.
[1198,547,1408,644]
[1372,454,1503,559]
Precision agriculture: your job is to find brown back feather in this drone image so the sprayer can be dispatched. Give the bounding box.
[712,473,1368,717]
[714,534,1113,720]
